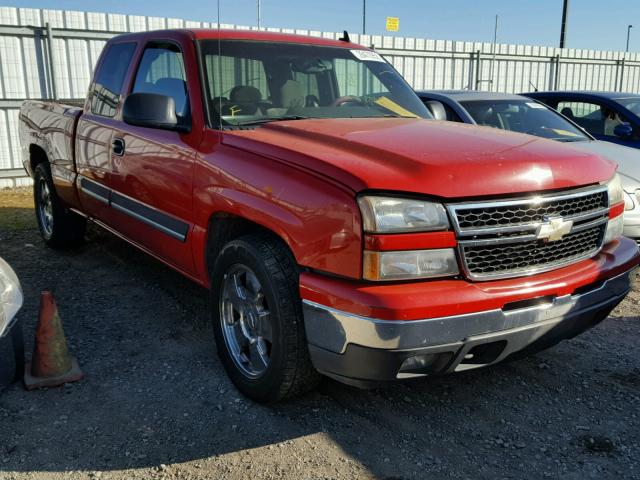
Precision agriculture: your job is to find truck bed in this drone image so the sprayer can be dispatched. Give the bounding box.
[19,99,84,172]
[18,99,84,207]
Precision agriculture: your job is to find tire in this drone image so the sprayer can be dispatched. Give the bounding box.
[33,163,86,248]
[210,233,320,402]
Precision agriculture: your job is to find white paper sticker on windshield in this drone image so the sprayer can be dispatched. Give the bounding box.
[526,102,546,109]
[351,49,386,62]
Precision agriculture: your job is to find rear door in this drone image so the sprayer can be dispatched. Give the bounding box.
[108,39,201,274]
[75,41,137,220]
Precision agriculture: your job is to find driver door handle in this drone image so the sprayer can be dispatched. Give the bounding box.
[112,138,125,156]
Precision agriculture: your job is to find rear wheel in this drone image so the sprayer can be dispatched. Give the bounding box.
[33,164,86,248]
[210,234,320,402]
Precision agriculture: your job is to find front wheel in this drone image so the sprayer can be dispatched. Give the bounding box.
[33,164,86,248]
[210,234,319,402]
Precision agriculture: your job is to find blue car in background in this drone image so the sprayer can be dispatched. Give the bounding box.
[524,91,640,149]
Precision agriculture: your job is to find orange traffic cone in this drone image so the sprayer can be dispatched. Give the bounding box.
[23,291,83,390]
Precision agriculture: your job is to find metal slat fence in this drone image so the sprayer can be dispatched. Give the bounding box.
[2,6,640,186]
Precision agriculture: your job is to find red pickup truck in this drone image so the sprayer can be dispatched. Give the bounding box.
[19,29,639,402]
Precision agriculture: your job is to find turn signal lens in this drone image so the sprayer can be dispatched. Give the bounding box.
[363,249,459,281]
[605,173,624,206]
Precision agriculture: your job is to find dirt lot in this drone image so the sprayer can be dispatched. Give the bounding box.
[0,187,639,480]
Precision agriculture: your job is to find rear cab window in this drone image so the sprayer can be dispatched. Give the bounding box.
[90,42,136,117]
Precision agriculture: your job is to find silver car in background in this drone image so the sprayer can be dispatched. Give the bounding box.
[416,90,640,241]
[0,256,23,388]
[0,256,22,338]
[573,141,640,239]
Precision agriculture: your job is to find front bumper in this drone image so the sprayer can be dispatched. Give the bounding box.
[301,238,640,385]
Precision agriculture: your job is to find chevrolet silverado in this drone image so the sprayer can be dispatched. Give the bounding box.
[19,29,639,402]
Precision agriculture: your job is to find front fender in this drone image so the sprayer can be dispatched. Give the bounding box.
[192,143,362,283]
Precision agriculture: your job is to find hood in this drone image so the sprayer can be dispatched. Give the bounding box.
[223,118,616,199]
[566,140,640,190]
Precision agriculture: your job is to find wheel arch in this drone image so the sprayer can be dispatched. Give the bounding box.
[28,144,49,177]
[204,212,298,282]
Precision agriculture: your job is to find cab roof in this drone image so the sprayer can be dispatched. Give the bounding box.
[112,28,368,50]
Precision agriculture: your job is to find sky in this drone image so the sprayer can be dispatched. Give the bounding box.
[6,0,639,52]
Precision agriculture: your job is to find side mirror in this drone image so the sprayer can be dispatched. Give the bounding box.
[122,93,189,132]
[424,100,447,121]
[614,122,634,139]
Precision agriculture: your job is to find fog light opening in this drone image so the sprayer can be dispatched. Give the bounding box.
[397,352,454,377]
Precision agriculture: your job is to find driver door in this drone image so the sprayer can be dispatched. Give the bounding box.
[108,40,199,274]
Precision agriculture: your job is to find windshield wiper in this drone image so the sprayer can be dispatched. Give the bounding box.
[227,115,312,127]
[555,137,587,142]
[380,114,419,118]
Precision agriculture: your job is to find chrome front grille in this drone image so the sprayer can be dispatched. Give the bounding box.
[447,187,609,281]
[461,223,604,278]
[454,191,607,231]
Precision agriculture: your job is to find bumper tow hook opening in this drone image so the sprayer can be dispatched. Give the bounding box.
[502,295,555,311]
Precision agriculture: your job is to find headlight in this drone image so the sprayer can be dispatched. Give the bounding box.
[605,173,624,206]
[624,191,636,211]
[0,257,23,338]
[604,214,624,245]
[363,249,459,281]
[358,196,449,233]
[602,174,625,245]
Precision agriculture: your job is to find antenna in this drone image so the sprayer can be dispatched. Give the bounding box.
[529,80,539,92]
[257,0,262,29]
[339,30,350,42]
[489,14,498,92]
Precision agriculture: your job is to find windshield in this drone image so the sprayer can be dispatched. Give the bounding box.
[198,40,432,127]
[460,99,589,142]
[613,97,640,116]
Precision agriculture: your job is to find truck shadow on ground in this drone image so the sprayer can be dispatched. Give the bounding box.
[0,222,637,479]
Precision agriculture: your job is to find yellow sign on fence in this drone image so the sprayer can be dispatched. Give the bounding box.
[386,16,399,32]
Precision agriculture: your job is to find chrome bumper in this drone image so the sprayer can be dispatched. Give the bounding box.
[302,268,637,382]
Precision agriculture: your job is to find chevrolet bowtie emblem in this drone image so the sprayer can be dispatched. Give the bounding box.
[536,217,574,242]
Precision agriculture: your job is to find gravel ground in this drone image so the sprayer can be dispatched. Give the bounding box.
[1,187,639,480]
